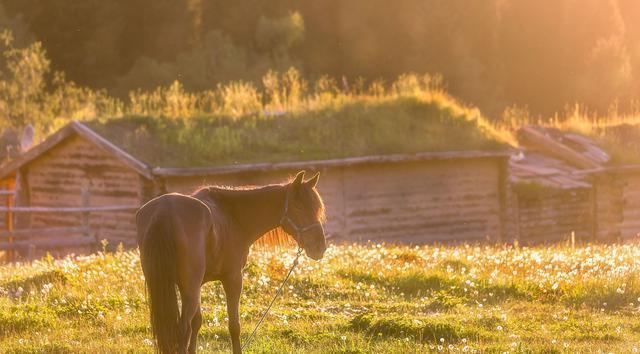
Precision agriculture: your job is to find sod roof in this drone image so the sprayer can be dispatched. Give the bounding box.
[86,96,507,168]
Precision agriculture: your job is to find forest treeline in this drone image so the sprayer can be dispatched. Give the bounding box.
[0,0,638,118]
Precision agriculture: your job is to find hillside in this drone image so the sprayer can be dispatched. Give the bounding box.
[1,244,640,352]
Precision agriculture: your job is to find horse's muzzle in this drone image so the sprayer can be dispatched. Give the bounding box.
[305,239,327,260]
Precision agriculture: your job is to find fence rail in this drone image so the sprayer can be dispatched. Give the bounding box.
[0,235,96,251]
[0,187,139,261]
[0,205,138,213]
[0,226,90,239]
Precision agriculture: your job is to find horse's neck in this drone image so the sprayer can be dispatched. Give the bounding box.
[202,185,286,245]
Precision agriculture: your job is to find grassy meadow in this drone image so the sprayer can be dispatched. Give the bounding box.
[1,243,640,353]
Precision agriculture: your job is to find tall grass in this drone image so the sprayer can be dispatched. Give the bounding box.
[499,103,640,164]
[121,71,447,120]
[81,71,511,167]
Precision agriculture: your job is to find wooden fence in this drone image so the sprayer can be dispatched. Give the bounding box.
[0,188,138,261]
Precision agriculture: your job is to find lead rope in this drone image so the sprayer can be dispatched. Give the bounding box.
[242,246,304,351]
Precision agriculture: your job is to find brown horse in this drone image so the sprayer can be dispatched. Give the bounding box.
[136,171,326,353]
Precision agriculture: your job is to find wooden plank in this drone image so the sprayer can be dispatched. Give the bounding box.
[0,236,96,250]
[153,150,510,177]
[511,162,561,176]
[0,226,89,238]
[563,133,610,164]
[519,126,600,169]
[0,205,138,213]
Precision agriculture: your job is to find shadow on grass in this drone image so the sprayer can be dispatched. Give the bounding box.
[348,312,480,343]
[561,278,640,311]
[5,342,73,354]
[438,259,471,272]
[0,305,54,337]
[337,268,457,296]
[199,326,230,342]
[3,270,67,298]
[337,268,531,304]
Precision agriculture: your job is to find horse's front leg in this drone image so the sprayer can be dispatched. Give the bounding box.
[223,273,243,354]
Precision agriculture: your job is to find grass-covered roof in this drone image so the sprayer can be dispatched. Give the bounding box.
[539,108,640,166]
[585,124,640,165]
[87,94,508,168]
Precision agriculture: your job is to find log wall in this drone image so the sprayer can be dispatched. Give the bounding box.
[594,173,640,242]
[163,157,507,243]
[0,177,14,232]
[515,189,592,245]
[619,175,640,240]
[23,135,142,247]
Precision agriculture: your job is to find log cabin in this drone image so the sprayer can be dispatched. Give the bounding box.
[510,125,640,244]
[0,120,511,255]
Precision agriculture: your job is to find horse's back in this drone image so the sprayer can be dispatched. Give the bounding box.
[136,193,212,246]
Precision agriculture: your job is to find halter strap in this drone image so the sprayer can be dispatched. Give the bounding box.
[280,186,323,237]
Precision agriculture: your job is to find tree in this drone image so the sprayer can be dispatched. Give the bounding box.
[0,30,49,130]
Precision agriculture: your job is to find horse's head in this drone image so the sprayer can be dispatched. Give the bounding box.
[281,171,327,260]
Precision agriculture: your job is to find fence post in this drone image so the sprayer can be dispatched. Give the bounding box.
[27,244,35,262]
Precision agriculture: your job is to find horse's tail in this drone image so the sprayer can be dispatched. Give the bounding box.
[140,216,179,354]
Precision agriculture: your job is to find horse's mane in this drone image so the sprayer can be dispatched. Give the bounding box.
[190,178,324,246]
[202,183,283,195]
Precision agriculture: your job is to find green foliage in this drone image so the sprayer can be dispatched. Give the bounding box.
[255,12,305,54]
[0,31,49,130]
[0,33,120,135]
[2,0,640,117]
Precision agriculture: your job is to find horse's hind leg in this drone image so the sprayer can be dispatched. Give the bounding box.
[178,285,201,354]
[176,251,205,353]
[187,307,202,354]
[223,273,243,354]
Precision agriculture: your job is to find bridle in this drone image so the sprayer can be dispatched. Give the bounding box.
[279,185,324,240]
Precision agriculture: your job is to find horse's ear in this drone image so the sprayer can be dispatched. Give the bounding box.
[292,171,305,186]
[305,172,320,188]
